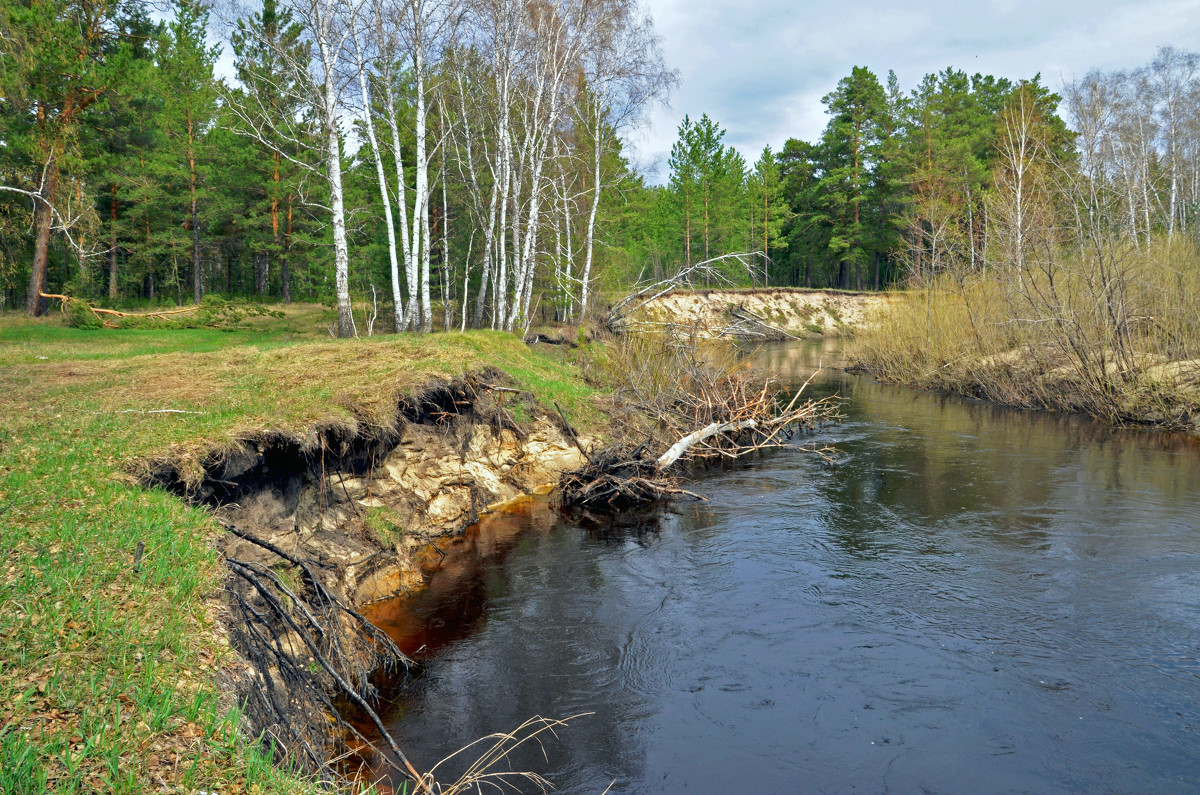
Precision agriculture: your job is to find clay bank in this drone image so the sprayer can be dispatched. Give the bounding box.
[625,287,894,340]
[140,367,600,780]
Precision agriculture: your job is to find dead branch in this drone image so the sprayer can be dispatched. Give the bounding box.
[727,304,800,340]
[559,331,840,508]
[655,419,757,469]
[606,252,766,332]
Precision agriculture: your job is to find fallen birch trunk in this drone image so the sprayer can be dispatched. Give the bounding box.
[656,419,757,469]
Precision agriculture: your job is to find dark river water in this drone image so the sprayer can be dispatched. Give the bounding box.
[360,340,1200,794]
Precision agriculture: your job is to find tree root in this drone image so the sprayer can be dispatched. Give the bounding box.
[221,521,428,790]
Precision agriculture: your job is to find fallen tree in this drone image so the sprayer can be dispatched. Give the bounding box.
[39,291,282,329]
[560,330,838,508]
[604,252,765,335]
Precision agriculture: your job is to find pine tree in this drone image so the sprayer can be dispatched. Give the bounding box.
[157,0,221,304]
[0,0,131,314]
[751,146,789,285]
[231,0,308,303]
[818,66,887,289]
[91,5,161,301]
[668,115,698,266]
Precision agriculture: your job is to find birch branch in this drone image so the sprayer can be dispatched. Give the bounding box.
[656,419,757,470]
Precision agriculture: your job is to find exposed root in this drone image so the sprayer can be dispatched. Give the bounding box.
[137,372,589,788]
[222,521,427,789]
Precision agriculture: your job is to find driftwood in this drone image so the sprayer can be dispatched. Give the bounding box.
[726,304,800,341]
[558,444,708,508]
[559,364,838,508]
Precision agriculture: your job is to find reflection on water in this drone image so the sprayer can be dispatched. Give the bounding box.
[360,340,1200,794]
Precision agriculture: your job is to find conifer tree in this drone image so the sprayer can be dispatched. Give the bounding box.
[818,66,887,289]
[0,0,131,314]
[231,0,309,303]
[158,0,221,304]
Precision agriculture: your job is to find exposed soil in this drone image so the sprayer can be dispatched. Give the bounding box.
[142,369,594,781]
[147,369,589,604]
[636,288,893,339]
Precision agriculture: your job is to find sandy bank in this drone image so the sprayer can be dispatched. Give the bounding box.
[634,288,893,339]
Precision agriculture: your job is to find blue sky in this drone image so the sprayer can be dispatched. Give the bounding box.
[631,0,1200,181]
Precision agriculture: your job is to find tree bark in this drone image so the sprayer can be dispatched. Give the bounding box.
[353,31,405,332]
[412,8,432,332]
[281,198,293,304]
[109,183,119,300]
[188,110,202,305]
[27,156,60,317]
[323,82,354,337]
[656,419,756,470]
[580,102,603,321]
[382,78,415,332]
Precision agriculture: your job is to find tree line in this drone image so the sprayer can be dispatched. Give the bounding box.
[638,48,1200,291]
[0,0,673,335]
[3,2,1196,331]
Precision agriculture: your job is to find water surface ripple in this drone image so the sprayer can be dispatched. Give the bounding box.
[363,340,1200,794]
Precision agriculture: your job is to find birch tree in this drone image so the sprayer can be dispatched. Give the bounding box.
[574,0,672,318]
[350,8,405,330]
[226,0,364,337]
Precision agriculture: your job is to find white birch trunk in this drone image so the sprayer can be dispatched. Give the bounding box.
[316,10,355,338]
[656,420,756,470]
[580,101,603,320]
[353,33,405,332]
[381,78,416,331]
[410,3,431,332]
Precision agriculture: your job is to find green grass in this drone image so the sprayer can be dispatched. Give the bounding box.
[0,306,605,792]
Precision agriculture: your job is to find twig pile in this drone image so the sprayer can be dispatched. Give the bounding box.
[560,329,840,508]
[558,443,705,508]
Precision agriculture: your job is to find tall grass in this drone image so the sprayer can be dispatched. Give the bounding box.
[852,239,1200,428]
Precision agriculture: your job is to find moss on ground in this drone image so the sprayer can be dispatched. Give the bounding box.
[0,306,605,793]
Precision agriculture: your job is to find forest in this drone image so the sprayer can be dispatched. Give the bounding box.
[3,0,1200,337]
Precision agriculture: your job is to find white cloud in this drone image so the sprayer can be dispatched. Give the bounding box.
[631,0,1200,182]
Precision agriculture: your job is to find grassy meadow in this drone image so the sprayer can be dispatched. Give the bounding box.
[0,304,603,793]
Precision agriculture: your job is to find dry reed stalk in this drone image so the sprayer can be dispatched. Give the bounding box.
[418,713,592,795]
[852,239,1200,429]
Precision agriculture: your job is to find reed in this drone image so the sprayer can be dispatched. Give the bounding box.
[852,239,1200,429]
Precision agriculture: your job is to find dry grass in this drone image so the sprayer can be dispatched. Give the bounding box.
[851,240,1200,430]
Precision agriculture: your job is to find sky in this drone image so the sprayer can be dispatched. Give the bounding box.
[630,0,1200,182]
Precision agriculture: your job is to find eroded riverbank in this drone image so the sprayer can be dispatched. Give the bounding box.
[631,287,892,338]
[351,339,1200,794]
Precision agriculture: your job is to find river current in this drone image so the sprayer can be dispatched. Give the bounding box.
[361,339,1200,793]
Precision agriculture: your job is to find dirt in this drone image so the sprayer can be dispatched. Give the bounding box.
[148,370,590,606]
[635,288,893,339]
[140,369,598,779]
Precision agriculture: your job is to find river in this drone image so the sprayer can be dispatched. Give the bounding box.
[359,338,1200,793]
